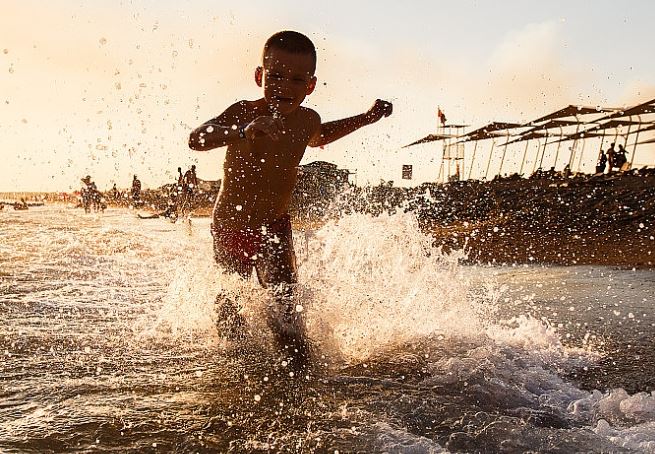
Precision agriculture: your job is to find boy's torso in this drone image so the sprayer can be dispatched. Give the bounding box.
[213,100,320,230]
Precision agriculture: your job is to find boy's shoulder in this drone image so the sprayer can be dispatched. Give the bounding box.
[295,106,321,124]
[230,99,258,112]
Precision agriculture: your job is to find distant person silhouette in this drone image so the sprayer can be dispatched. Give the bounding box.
[606,143,616,172]
[615,144,628,170]
[111,183,119,200]
[596,150,607,174]
[131,175,142,205]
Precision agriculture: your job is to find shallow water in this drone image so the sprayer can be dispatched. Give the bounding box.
[1,206,655,453]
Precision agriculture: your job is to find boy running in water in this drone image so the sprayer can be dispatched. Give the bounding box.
[189,30,392,360]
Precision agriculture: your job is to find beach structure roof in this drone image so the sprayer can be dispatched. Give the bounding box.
[527,105,617,125]
[587,119,646,131]
[403,133,457,148]
[551,129,607,143]
[300,160,354,174]
[456,122,523,143]
[441,124,469,129]
[524,119,582,130]
[637,137,655,145]
[604,98,655,119]
[632,123,655,134]
[504,130,552,145]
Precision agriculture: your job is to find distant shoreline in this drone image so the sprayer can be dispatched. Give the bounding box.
[4,170,654,269]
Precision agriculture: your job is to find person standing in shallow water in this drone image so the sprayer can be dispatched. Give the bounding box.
[188,30,392,361]
[131,175,141,206]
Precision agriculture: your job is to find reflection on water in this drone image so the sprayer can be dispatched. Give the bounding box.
[1,206,654,452]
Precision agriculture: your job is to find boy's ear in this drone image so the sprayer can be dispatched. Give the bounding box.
[255,66,263,87]
[306,76,317,95]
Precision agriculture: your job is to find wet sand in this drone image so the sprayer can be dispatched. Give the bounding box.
[424,172,655,268]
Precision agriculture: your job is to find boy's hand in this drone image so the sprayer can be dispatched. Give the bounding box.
[244,115,285,141]
[364,99,393,124]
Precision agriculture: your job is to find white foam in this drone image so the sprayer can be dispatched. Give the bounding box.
[149,209,655,450]
[297,211,479,359]
[594,419,655,452]
[374,422,447,453]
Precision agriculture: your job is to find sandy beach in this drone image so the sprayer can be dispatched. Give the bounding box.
[422,171,655,268]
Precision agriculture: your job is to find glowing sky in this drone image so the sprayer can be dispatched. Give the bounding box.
[1,0,654,192]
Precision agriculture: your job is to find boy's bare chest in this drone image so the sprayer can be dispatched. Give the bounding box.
[226,135,307,178]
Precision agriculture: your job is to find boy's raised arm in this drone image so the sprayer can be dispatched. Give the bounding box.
[308,99,392,148]
[189,101,249,151]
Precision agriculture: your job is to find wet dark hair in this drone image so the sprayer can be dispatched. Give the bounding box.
[263,31,316,72]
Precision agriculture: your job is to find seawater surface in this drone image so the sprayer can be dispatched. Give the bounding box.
[1,205,655,453]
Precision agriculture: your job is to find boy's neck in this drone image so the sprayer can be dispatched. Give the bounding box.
[254,98,296,118]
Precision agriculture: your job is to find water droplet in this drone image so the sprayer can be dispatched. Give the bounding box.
[254,394,261,401]
[206,125,214,133]
[235,205,242,211]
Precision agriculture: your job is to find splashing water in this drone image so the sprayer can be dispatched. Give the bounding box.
[2,206,655,452]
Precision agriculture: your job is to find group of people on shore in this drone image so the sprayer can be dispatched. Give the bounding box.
[596,143,629,174]
[79,174,141,212]
[80,176,106,213]
[157,165,199,220]
[77,165,199,218]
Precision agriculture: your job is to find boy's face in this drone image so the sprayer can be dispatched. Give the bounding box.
[256,48,316,115]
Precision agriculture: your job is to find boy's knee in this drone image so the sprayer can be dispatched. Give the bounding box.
[272,281,295,301]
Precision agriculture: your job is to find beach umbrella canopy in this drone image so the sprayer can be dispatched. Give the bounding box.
[603,98,655,119]
[524,119,582,131]
[456,122,523,143]
[527,105,617,125]
[504,130,551,145]
[403,133,456,148]
[587,119,646,131]
[631,123,655,134]
[550,130,606,143]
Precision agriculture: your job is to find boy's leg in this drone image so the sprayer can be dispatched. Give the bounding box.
[211,228,253,340]
[255,223,310,362]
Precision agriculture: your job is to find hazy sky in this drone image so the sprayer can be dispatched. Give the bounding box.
[2,0,654,192]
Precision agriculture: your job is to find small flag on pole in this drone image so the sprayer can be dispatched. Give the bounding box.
[437,107,447,126]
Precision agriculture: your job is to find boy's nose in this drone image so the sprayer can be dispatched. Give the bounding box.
[273,86,293,96]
